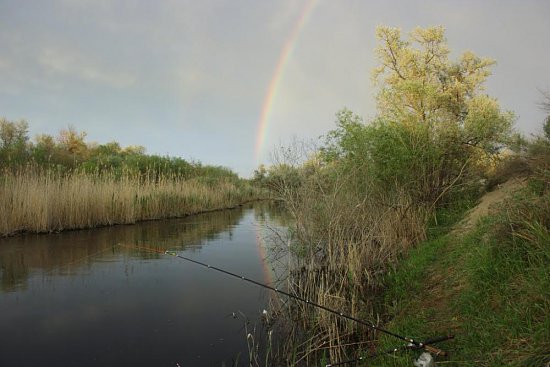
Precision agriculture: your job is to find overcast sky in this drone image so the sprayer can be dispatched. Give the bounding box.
[1,0,549,177]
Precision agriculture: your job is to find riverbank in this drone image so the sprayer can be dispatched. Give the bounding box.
[377,176,549,366]
[264,143,549,365]
[0,168,268,237]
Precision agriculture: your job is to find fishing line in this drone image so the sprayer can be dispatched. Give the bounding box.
[44,244,118,276]
[119,243,448,353]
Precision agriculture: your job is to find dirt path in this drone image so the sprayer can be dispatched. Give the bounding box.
[454,177,527,233]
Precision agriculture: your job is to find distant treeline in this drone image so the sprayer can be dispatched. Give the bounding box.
[0,119,237,180]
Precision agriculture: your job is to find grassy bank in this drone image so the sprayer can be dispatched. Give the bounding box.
[0,167,265,237]
[376,174,549,366]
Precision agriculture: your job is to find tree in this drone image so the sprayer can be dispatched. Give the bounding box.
[32,134,57,164]
[373,26,513,152]
[324,26,514,207]
[56,125,89,164]
[123,145,146,155]
[0,118,30,166]
[95,141,122,156]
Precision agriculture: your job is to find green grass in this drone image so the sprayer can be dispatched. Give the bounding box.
[370,181,550,367]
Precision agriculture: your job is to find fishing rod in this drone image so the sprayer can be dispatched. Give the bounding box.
[121,243,451,356]
[325,335,455,367]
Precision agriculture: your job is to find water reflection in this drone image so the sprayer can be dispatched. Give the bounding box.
[1,206,248,292]
[0,201,288,367]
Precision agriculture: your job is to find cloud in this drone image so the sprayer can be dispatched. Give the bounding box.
[1,0,549,177]
[0,57,10,70]
[38,47,136,88]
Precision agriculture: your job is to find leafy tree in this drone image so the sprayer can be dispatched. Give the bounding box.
[57,125,87,155]
[123,145,146,155]
[324,26,514,206]
[94,141,122,156]
[55,125,89,166]
[373,26,513,151]
[0,118,30,166]
[31,134,57,165]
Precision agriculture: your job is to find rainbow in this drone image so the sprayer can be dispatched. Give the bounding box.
[255,224,274,286]
[254,0,319,164]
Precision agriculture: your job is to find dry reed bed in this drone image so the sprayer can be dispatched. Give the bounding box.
[0,169,260,236]
[270,175,430,364]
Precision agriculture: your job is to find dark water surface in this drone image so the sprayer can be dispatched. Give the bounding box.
[0,202,287,367]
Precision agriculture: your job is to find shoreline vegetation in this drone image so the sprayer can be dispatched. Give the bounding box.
[252,26,549,366]
[0,121,267,237]
[0,167,264,237]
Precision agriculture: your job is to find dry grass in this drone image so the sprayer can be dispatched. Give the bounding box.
[0,167,262,236]
[268,168,431,365]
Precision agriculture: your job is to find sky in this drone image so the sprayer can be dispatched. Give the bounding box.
[1,0,549,177]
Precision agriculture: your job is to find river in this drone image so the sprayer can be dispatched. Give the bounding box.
[0,202,288,366]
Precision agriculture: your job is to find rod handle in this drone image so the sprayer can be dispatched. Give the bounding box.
[423,335,454,345]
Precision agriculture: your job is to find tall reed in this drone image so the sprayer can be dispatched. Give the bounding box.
[0,166,264,236]
[268,167,431,365]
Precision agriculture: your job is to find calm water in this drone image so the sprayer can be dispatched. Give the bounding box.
[0,202,288,367]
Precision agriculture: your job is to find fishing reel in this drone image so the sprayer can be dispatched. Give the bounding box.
[326,334,454,367]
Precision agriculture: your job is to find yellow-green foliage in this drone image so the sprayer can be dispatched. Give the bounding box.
[0,167,263,236]
[373,26,513,139]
